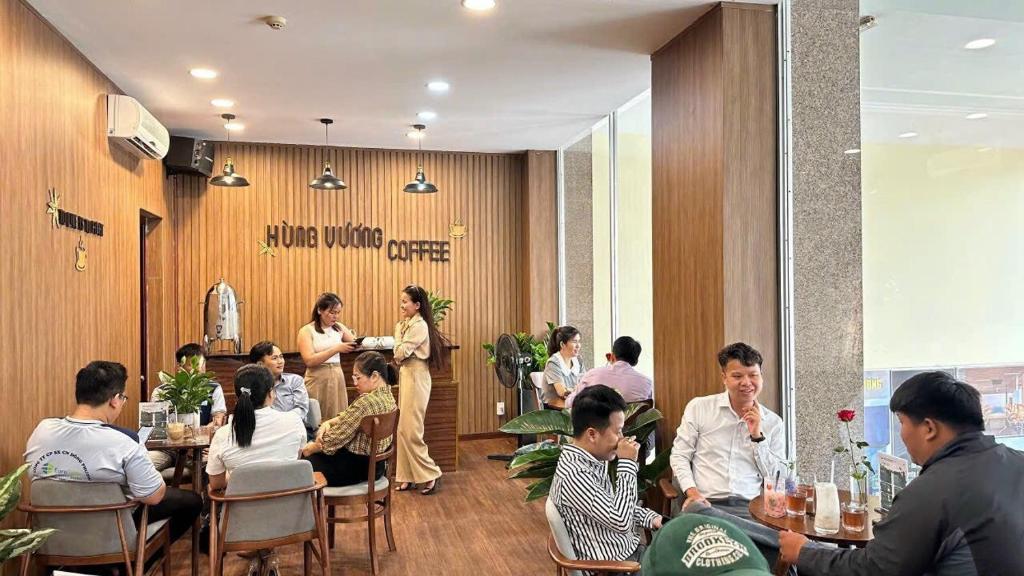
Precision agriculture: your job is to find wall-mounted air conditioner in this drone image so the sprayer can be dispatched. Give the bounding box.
[106,94,169,160]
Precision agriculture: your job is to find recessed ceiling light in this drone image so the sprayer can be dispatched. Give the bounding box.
[224,122,245,131]
[965,112,987,120]
[462,0,496,10]
[898,132,918,139]
[844,148,861,154]
[190,68,218,79]
[417,111,438,121]
[427,80,450,93]
[977,147,993,153]
[964,38,996,50]
[211,99,234,108]
[407,129,425,140]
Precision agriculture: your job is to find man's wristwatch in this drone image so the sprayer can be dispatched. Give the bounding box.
[750,433,766,443]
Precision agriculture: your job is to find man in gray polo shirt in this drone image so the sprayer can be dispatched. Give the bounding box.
[25,361,202,544]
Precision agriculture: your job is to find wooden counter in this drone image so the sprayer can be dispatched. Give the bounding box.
[206,346,459,472]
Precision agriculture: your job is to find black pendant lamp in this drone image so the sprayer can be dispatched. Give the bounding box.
[209,113,250,187]
[403,124,438,194]
[309,118,347,190]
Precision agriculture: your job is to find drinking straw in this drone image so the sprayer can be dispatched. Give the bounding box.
[830,458,836,484]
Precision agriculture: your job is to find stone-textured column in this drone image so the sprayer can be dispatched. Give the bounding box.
[790,0,864,480]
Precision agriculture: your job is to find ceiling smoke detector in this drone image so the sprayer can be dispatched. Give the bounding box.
[264,15,287,30]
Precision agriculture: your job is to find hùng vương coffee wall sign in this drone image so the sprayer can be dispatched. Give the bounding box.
[262,220,452,263]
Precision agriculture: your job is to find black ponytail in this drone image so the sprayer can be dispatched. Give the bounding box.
[355,351,398,386]
[547,325,580,356]
[231,364,274,448]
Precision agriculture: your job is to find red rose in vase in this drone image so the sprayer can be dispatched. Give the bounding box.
[837,409,856,422]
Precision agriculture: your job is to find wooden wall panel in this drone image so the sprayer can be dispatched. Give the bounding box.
[652,3,778,441]
[524,150,558,336]
[0,0,175,475]
[170,143,526,435]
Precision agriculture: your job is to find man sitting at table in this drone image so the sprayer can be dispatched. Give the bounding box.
[669,342,785,519]
[565,336,653,409]
[250,340,309,421]
[148,343,227,472]
[780,371,1024,575]
[24,360,202,545]
[550,385,663,565]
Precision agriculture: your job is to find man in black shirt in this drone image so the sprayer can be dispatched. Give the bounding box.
[780,371,1024,575]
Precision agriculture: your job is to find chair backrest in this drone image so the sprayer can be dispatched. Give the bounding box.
[357,409,399,480]
[530,372,545,409]
[222,460,316,543]
[545,498,583,576]
[30,480,138,557]
[305,398,322,430]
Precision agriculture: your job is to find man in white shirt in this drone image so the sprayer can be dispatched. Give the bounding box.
[669,342,785,520]
[24,361,202,544]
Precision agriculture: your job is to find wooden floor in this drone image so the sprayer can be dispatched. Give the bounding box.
[169,438,552,576]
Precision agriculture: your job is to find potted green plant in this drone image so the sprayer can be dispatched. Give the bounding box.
[498,402,671,502]
[427,291,454,326]
[482,321,556,372]
[0,464,55,564]
[156,356,215,429]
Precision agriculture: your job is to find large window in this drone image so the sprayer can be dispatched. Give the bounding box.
[560,91,654,378]
[861,0,1024,466]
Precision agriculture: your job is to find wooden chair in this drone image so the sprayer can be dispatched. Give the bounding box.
[545,498,640,576]
[658,477,792,576]
[18,480,171,576]
[323,409,399,575]
[207,460,330,576]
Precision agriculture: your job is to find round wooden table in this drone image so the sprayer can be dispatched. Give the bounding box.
[749,490,873,548]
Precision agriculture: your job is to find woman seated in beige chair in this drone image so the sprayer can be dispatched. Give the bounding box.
[206,364,307,575]
[301,351,398,486]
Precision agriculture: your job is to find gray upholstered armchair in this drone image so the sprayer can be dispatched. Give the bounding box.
[207,460,330,576]
[18,480,171,576]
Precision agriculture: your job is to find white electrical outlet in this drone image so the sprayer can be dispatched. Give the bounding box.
[496,401,506,416]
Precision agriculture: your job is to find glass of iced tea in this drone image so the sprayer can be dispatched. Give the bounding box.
[786,481,808,517]
[841,501,867,532]
[799,482,816,515]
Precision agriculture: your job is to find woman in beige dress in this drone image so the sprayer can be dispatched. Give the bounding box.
[297,292,357,419]
[393,284,447,495]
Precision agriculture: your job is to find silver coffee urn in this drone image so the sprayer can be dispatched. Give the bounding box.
[203,278,243,354]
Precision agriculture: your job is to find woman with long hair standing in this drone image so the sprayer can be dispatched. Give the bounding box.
[297,292,357,419]
[393,284,447,495]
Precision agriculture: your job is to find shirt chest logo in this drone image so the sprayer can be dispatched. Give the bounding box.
[681,524,749,568]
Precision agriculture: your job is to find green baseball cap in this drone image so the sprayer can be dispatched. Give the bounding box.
[642,514,773,576]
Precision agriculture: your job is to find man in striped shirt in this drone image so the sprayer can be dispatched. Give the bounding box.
[550,385,663,566]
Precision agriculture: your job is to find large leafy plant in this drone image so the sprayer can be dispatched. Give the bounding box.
[157,356,215,416]
[0,464,55,563]
[427,291,454,326]
[482,321,556,373]
[499,403,671,502]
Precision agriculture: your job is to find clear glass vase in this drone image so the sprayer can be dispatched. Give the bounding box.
[843,466,869,532]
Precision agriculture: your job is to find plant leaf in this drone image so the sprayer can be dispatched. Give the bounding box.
[525,476,553,502]
[509,447,562,469]
[508,463,558,480]
[625,408,663,436]
[0,464,29,522]
[500,410,573,436]
[0,528,56,563]
[833,447,847,453]
[638,448,672,485]
[855,441,870,448]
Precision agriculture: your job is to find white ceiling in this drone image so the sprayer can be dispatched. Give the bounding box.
[860,0,1024,149]
[27,0,722,153]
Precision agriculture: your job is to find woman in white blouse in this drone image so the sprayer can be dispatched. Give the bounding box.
[541,325,584,409]
[297,292,357,419]
[206,364,307,575]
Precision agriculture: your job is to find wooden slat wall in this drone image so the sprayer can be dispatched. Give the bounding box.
[0,0,175,475]
[524,150,559,336]
[651,3,779,441]
[170,143,526,435]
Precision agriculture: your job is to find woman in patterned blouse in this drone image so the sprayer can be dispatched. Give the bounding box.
[301,351,398,486]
